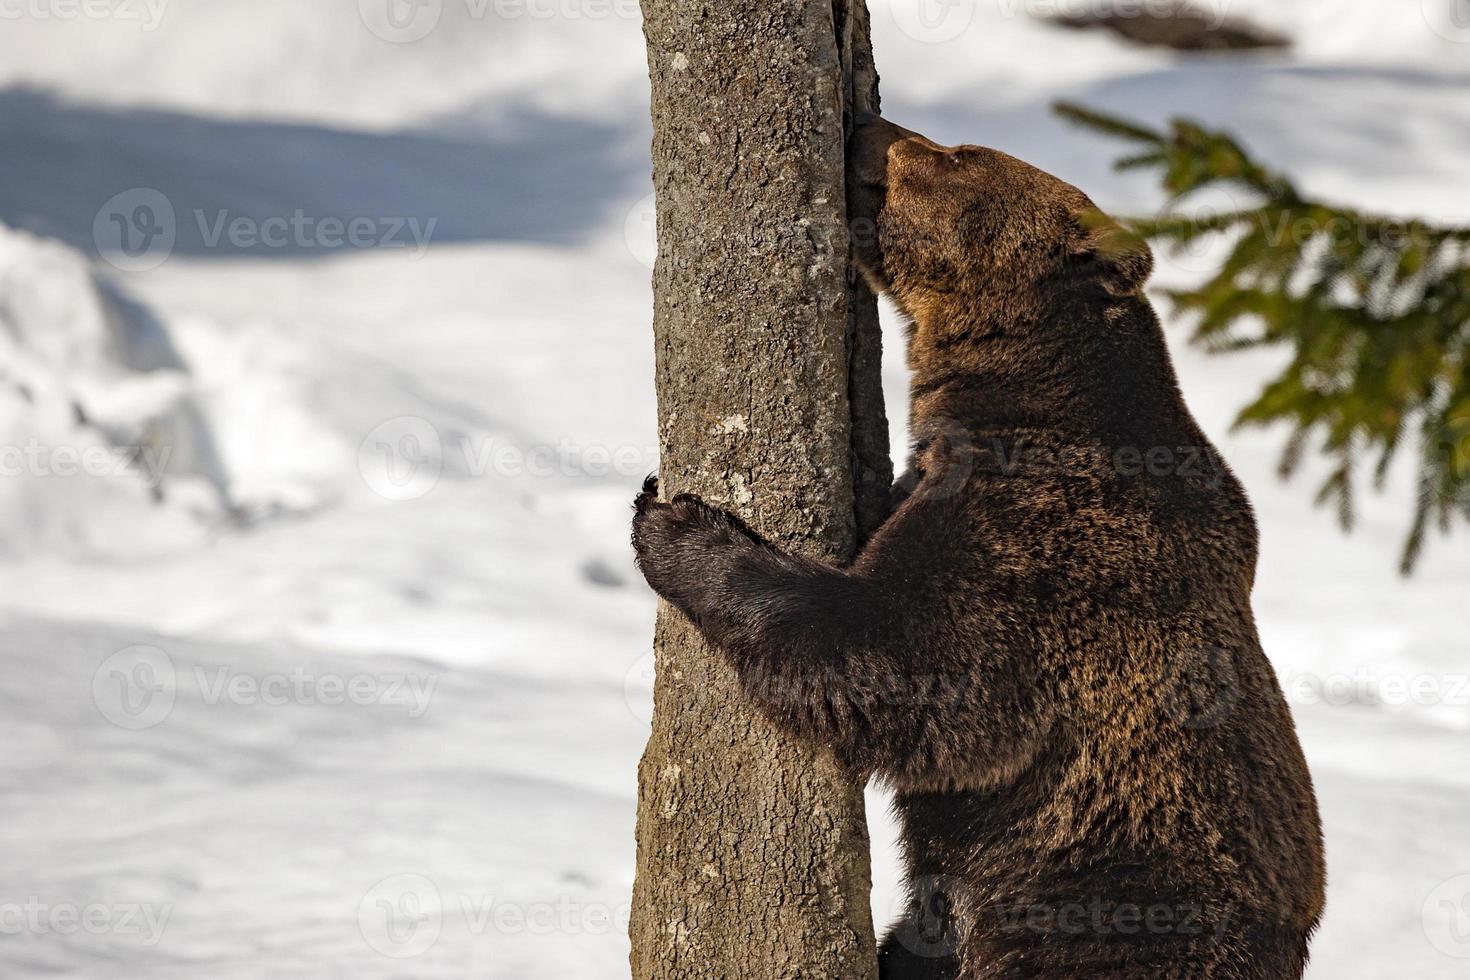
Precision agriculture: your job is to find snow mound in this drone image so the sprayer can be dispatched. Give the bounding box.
[0,225,527,557]
[0,224,221,555]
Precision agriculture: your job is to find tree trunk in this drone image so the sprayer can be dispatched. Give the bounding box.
[630,2,889,978]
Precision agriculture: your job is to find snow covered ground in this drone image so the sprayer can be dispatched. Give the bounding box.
[0,1,1467,976]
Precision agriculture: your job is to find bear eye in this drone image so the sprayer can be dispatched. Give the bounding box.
[946,152,964,167]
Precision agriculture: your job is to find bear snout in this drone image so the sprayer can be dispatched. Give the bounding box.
[848,113,915,188]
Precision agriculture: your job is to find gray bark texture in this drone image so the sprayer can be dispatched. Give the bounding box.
[630,2,890,978]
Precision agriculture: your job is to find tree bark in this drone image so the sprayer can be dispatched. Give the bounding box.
[630,2,889,978]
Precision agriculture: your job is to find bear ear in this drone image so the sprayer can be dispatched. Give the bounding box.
[1072,208,1153,296]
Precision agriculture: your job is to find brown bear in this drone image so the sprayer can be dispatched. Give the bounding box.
[630,113,1325,979]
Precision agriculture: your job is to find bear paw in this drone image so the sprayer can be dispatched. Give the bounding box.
[630,478,755,613]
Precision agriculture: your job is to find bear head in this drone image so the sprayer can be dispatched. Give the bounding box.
[847,113,1153,330]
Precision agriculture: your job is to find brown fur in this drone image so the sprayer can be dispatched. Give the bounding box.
[631,114,1325,979]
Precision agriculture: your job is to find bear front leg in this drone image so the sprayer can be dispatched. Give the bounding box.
[631,474,1054,784]
[630,476,866,647]
[631,474,912,770]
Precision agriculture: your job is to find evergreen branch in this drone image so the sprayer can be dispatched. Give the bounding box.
[1053,101,1162,143]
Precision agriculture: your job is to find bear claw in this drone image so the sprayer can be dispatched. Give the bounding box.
[634,474,660,513]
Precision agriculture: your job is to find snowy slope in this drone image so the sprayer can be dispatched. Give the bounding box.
[0,2,1468,978]
[0,616,643,979]
[0,0,650,128]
